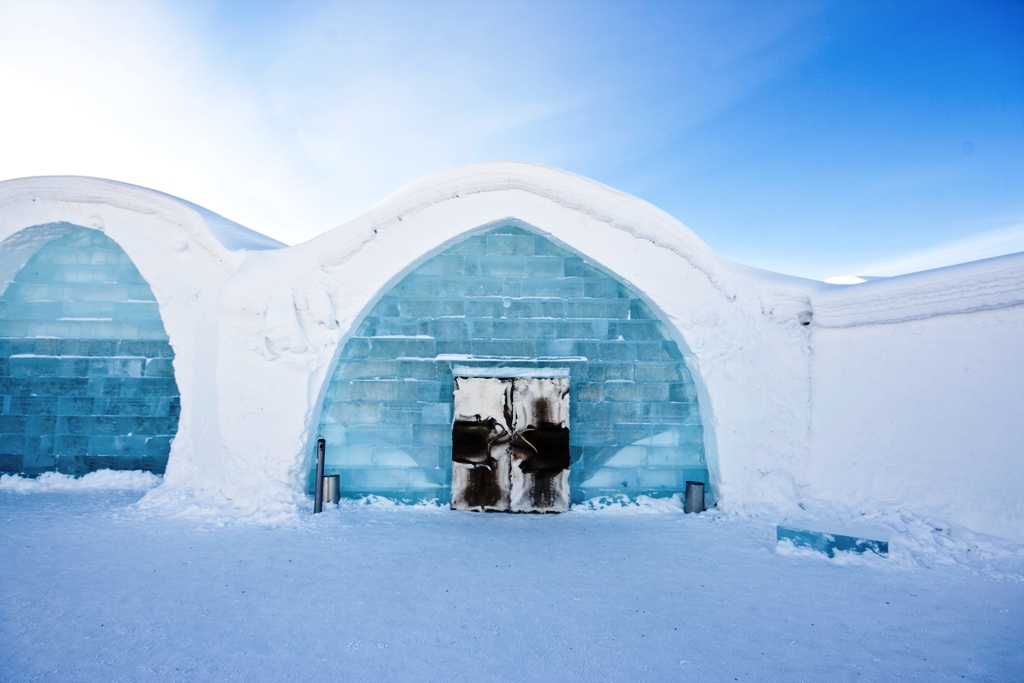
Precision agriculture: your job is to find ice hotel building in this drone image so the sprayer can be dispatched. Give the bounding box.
[1,164,1022,533]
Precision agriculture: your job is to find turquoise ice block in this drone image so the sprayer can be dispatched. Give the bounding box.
[777,525,889,557]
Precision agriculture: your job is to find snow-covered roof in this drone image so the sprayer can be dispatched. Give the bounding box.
[811,250,1024,327]
[298,161,1024,328]
[303,161,737,299]
[0,175,285,255]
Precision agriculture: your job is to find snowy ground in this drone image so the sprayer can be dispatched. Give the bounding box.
[1,476,1022,682]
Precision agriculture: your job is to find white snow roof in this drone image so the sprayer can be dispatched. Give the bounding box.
[0,175,285,253]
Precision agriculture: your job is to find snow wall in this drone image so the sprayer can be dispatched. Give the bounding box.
[0,165,1021,540]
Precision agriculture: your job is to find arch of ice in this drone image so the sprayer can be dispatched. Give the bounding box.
[0,226,180,475]
[315,222,707,503]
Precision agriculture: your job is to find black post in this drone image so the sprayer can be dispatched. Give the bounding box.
[314,438,326,514]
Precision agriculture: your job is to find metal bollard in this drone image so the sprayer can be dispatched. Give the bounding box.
[322,475,340,506]
[313,438,325,514]
[684,481,705,514]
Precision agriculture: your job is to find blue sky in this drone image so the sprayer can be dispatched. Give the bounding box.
[1,0,1021,280]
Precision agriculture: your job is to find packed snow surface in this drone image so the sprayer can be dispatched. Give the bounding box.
[2,488,1022,682]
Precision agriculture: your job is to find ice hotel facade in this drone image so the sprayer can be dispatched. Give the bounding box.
[1,164,1022,533]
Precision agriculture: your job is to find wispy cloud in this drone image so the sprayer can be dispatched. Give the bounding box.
[860,222,1024,276]
[0,0,824,244]
[841,222,1024,278]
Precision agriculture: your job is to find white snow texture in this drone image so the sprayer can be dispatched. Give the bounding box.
[1,163,1022,540]
[0,470,161,492]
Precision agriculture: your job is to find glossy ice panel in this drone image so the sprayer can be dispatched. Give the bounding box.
[0,226,180,476]
[776,526,889,558]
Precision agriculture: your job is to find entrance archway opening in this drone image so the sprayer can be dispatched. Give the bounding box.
[314,222,707,505]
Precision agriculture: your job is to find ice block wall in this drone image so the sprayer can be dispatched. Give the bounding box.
[0,226,180,475]
[315,223,706,502]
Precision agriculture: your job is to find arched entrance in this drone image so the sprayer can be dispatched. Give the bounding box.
[0,225,181,475]
[314,222,707,504]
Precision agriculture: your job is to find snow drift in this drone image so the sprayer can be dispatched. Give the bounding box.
[0,470,161,492]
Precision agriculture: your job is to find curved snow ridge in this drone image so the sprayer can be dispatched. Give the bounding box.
[313,161,737,299]
[147,190,286,252]
[812,251,1024,327]
[0,176,285,257]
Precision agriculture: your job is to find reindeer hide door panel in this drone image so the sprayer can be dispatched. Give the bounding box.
[510,378,570,513]
[451,377,512,511]
[451,376,570,513]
